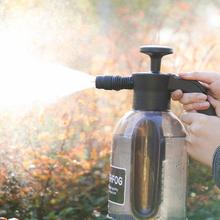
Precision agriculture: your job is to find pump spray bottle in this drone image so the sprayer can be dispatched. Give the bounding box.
[95,45,216,220]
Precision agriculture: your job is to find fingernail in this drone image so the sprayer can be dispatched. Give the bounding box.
[174,90,182,96]
[179,72,190,78]
[179,72,188,76]
[197,94,207,100]
[178,73,184,77]
[199,102,210,107]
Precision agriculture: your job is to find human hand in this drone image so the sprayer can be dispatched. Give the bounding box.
[181,112,220,167]
[171,72,220,115]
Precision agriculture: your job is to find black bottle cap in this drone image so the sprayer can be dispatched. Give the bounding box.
[132,73,170,111]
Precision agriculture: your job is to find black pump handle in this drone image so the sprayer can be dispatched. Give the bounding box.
[168,75,216,116]
[140,45,173,74]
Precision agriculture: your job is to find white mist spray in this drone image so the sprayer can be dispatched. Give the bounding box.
[0,48,95,112]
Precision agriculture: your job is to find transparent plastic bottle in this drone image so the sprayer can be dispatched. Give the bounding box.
[108,110,187,220]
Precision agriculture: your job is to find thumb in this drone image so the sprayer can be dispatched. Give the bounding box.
[208,95,220,116]
[180,112,202,125]
[179,72,218,84]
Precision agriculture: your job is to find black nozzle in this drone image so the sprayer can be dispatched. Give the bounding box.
[95,75,133,90]
[140,45,173,74]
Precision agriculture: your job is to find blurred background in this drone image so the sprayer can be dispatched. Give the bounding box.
[0,0,220,219]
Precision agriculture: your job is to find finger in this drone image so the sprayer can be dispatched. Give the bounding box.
[179,72,218,84]
[183,101,210,111]
[199,81,210,89]
[207,95,220,116]
[208,95,218,108]
[171,90,183,100]
[180,112,205,125]
[179,93,207,104]
[180,112,194,125]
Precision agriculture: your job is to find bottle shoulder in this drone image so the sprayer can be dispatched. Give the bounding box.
[114,110,186,137]
[162,111,186,137]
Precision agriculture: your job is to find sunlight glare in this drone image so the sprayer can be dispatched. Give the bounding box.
[0,30,94,112]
